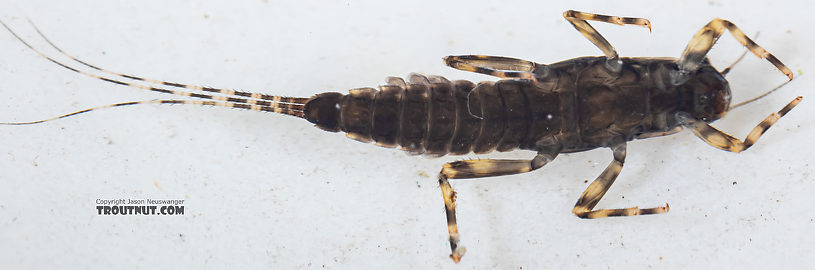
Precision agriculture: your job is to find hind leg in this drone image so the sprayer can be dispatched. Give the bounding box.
[438,144,560,262]
[443,55,541,80]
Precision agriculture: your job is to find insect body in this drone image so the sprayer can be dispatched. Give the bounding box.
[1,10,801,263]
[306,56,731,156]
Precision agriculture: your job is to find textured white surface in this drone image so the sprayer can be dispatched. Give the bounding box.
[0,0,812,269]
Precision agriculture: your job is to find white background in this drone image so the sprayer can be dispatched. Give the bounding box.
[0,0,812,269]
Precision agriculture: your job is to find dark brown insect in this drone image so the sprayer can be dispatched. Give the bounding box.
[0,10,801,263]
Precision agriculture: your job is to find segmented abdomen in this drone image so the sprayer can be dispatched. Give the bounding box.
[303,74,562,156]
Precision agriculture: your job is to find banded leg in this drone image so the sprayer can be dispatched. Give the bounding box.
[573,142,670,219]
[443,55,542,80]
[439,149,559,263]
[563,10,651,71]
[677,96,802,153]
[677,18,793,84]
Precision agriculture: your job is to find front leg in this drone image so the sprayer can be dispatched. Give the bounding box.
[676,18,793,84]
[677,96,801,153]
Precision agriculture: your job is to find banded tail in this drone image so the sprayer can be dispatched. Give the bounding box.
[0,19,307,125]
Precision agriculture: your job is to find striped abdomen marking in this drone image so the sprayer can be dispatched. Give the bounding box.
[303,75,562,156]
